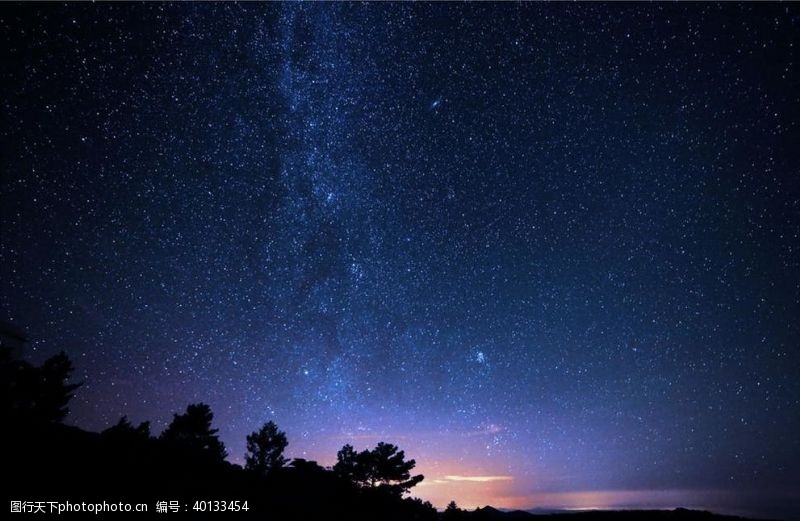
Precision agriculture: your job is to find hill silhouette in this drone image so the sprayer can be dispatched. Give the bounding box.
[0,344,779,521]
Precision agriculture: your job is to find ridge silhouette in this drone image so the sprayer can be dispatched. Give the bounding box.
[0,341,778,521]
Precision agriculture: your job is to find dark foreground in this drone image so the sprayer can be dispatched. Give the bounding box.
[4,420,430,520]
[1,423,772,521]
[0,348,778,521]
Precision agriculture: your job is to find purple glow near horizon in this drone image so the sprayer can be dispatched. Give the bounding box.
[1,3,798,519]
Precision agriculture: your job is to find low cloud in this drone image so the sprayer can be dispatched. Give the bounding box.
[443,475,513,483]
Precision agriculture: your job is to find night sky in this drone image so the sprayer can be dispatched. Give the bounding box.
[1,2,799,519]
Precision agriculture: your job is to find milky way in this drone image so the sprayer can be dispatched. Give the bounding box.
[1,3,798,518]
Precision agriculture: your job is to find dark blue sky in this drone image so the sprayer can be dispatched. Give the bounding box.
[1,3,798,518]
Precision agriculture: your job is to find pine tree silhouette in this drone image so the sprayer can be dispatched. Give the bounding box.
[334,441,423,496]
[245,420,288,475]
[160,403,227,462]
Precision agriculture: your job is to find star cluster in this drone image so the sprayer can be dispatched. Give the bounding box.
[1,3,798,518]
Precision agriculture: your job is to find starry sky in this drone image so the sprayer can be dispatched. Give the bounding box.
[1,3,799,519]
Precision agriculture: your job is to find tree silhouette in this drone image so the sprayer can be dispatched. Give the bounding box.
[245,420,288,475]
[160,403,227,462]
[0,347,81,424]
[38,352,82,422]
[333,443,360,482]
[2,333,442,521]
[289,458,324,473]
[444,500,463,520]
[334,442,423,496]
[102,416,151,441]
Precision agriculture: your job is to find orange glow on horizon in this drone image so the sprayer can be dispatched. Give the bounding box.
[408,457,739,512]
[411,459,518,509]
[291,436,741,514]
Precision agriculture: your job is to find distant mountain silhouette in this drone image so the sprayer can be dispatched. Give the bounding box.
[445,507,780,521]
[442,506,776,521]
